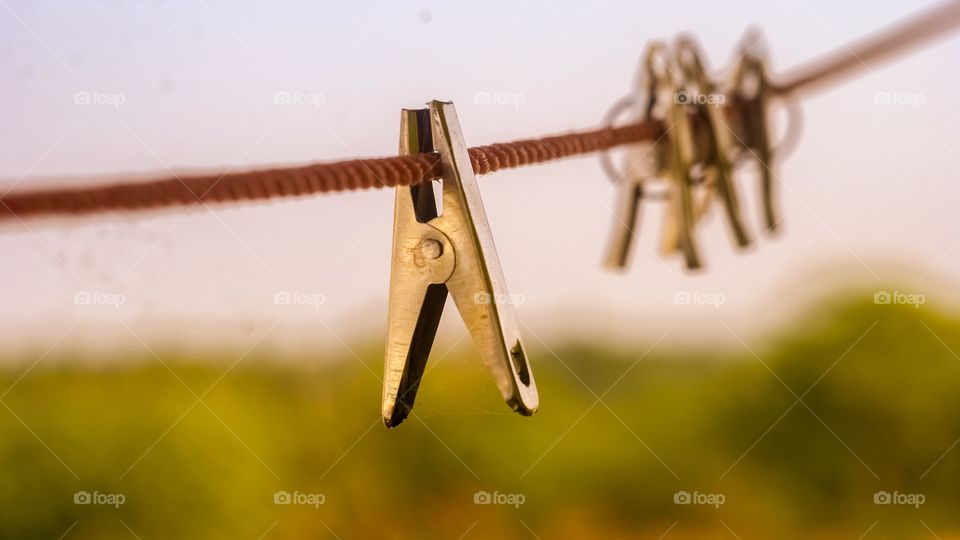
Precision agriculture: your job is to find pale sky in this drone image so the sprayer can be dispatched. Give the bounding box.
[1,0,958,360]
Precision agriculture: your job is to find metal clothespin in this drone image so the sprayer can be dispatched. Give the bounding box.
[729,31,780,232]
[656,46,706,270]
[601,42,708,270]
[673,37,752,249]
[602,43,670,270]
[382,100,538,428]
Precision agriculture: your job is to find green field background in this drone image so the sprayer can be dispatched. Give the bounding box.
[2,294,959,539]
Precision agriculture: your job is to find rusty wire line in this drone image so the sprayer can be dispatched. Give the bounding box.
[2,1,958,221]
[0,121,663,219]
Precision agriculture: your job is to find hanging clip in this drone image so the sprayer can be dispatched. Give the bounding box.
[729,32,780,232]
[382,100,538,428]
[673,37,752,249]
[656,45,706,270]
[601,43,704,270]
[602,43,670,270]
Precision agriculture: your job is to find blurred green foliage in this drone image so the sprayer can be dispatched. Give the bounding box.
[2,294,960,539]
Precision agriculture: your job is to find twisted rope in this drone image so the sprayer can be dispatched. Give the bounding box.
[0,120,663,220]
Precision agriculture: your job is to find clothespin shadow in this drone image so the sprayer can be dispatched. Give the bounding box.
[382,100,538,428]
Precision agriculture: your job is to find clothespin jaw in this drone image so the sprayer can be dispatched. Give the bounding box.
[674,37,752,250]
[730,34,779,232]
[383,100,538,428]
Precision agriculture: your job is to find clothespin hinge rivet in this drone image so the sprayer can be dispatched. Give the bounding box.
[420,238,443,260]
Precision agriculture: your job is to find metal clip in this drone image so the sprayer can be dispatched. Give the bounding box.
[656,47,705,270]
[674,37,752,249]
[729,33,779,232]
[382,100,538,428]
[602,43,670,270]
[603,42,719,271]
